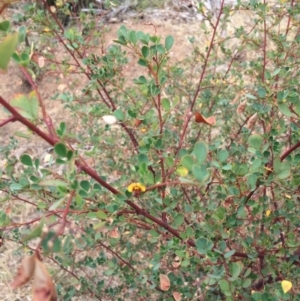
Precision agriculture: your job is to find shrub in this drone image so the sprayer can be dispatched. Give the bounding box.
[1,0,300,300]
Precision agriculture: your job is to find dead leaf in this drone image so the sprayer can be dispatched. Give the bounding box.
[236,100,247,114]
[109,228,120,238]
[224,196,234,208]
[49,6,56,13]
[57,84,67,91]
[230,93,241,104]
[173,291,182,301]
[11,254,36,288]
[37,56,45,68]
[5,205,12,214]
[194,112,216,125]
[33,258,57,301]
[246,113,258,129]
[134,119,143,127]
[159,274,170,291]
[172,256,181,268]
[31,53,39,64]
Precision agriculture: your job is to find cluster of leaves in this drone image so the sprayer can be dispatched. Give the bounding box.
[1,0,300,300]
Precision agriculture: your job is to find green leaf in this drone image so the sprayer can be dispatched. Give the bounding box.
[192,164,209,183]
[245,93,257,100]
[181,155,194,171]
[80,180,90,191]
[196,237,214,254]
[159,76,167,85]
[181,259,190,267]
[218,150,229,162]
[149,229,160,237]
[155,44,165,54]
[194,141,208,164]
[23,222,43,242]
[178,177,195,184]
[56,158,66,165]
[222,164,232,170]
[129,30,137,44]
[150,35,160,43]
[271,68,281,77]
[58,121,66,136]
[114,38,126,45]
[219,279,230,291]
[277,90,289,101]
[20,154,33,167]
[213,207,226,221]
[0,20,10,32]
[251,292,262,301]
[234,164,248,176]
[13,131,31,139]
[273,157,281,173]
[0,32,18,70]
[230,262,243,278]
[186,226,194,237]
[247,174,257,191]
[10,91,39,120]
[165,35,174,51]
[137,31,149,44]
[54,143,67,157]
[66,150,73,161]
[134,75,147,84]
[96,210,108,220]
[162,98,170,110]
[274,159,290,179]
[224,249,236,259]
[173,213,184,228]
[18,26,27,42]
[251,158,262,171]
[49,197,65,211]
[0,211,10,226]
[278,102,293,117]
[87,212,98,219]
[257,86,266,98]
[277,168,290,179]
[242,278,251,288]
[138,58,147,67]
[248,134,263,149]
[138,154,148,163]
[113,109,125,121]
[176,166,189,177]
[141,46,149,58]
[117,25,128,39]
[10,183,23,191]
[34,158,40,169]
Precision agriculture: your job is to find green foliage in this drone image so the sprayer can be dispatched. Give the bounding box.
[1,1,300,300]
[0,30,18,70]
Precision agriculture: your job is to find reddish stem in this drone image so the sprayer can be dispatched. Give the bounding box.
[0,116,17,126]
[280,140,300,162]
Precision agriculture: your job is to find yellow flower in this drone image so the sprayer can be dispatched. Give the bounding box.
[127,183,146,193]
[281,280,292,293]
[265,210,271,217]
